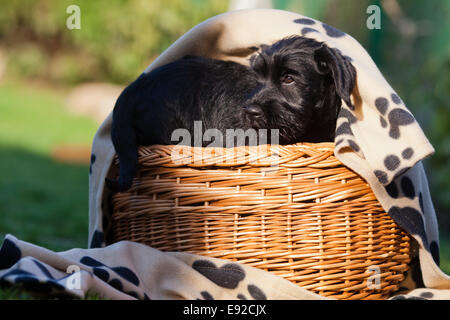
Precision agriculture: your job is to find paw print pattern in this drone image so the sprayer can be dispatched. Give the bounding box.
[193,259,267,300]
[375,95,416,140]
[79,256,141,298]
[192,260,245,289]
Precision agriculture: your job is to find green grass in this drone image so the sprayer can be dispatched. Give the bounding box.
[0,81,99,299]
[440,235,450,275]
[0,285,105,300]
[0,83,97,156]
[0,148,90,250]
[0,286,36,300]
[0,82,99,250]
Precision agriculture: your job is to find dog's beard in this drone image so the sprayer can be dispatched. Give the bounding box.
[274,117,308,145]
[245,112,267,129]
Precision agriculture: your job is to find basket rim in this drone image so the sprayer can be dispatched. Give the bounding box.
[121,142,339,168]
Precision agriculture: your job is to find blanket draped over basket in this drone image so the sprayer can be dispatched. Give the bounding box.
[1,9,449,300]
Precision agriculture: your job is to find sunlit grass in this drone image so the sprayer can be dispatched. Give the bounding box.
[0,81,99,299]
[0,81,98,250]
[0,82,98,155]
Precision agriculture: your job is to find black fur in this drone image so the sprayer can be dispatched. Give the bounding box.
[108,36,356,191]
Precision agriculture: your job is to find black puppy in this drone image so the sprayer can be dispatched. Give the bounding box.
[108,36,356,192]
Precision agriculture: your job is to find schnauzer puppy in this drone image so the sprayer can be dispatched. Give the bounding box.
[108,36,356,192]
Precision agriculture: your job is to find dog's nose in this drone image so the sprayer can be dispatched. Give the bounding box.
[244,105,263,118]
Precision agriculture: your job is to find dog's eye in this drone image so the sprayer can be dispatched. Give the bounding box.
[281,75,294,84]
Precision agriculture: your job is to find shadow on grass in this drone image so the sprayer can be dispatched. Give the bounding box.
[0,147,90,251]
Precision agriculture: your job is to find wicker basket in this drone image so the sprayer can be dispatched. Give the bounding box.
[109,142,411,300]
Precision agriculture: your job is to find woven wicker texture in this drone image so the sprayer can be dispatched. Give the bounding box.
[110,142,411,300]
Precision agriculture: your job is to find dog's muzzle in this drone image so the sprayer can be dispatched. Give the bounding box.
[244,105,265,129]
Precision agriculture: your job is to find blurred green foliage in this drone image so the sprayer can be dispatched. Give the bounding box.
[0,0,227,84]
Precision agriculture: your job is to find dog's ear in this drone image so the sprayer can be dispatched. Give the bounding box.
[313,44,356,109]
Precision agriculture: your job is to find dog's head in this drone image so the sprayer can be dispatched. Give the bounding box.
[246,36,356,144]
